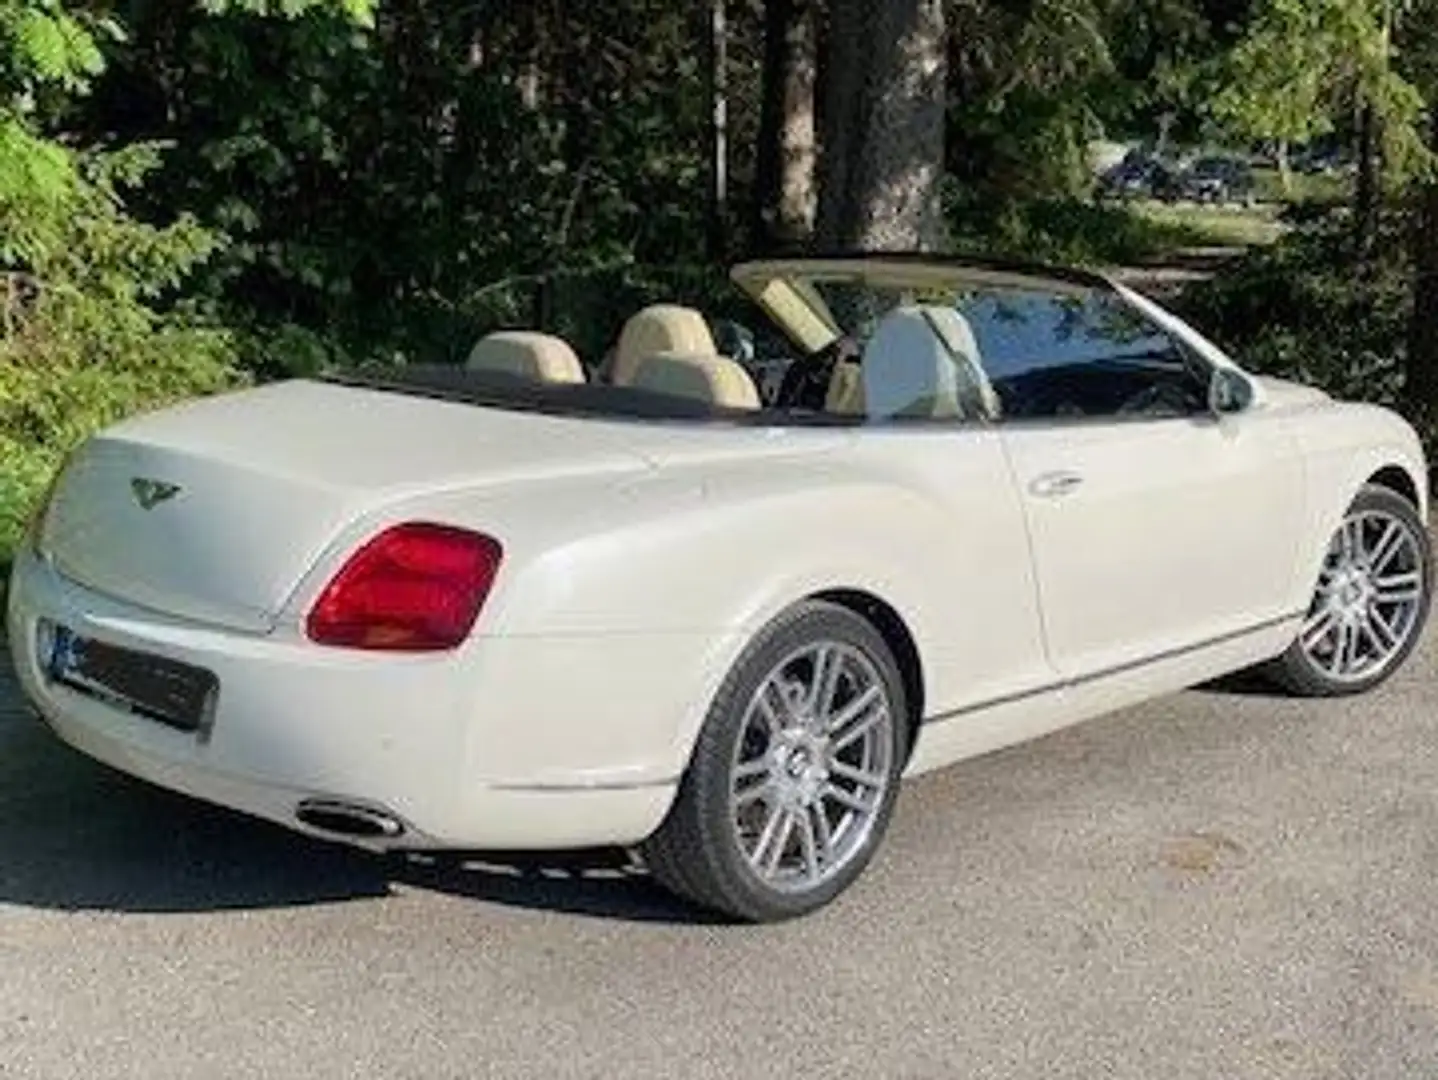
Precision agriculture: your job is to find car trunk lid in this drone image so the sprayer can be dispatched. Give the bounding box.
[40,380,658,632]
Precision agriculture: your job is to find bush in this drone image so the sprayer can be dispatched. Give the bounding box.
[1174,213,1412,417]
[946,195,1212,267]
[0,304,240,564]
[1,147,244,574]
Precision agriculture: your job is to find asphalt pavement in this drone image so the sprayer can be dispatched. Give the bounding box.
[3,619,1438,1079]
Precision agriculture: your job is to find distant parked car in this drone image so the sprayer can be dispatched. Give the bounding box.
[1177,156,1256,204]
[1096,154,1179,201]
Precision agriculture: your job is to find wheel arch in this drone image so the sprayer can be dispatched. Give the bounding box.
[1366,463,1424,512]
[1286,420,1430,615]
[811,588,925,764]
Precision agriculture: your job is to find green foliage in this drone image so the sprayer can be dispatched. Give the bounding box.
[0,141,243,564]
[948,0,1116,200]
[1176,210,1416,424]
[946,194,1219,265]
[1251,164,1353,204]
[198,0,375,26]
[1,0,110,97]
[89,1,715,375]
[1211,0,1430,179]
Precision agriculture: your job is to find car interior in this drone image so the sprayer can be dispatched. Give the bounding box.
[450,263,1216,425]
[460,298,1007,422]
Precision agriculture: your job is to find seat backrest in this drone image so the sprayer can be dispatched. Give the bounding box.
[916,305,1000,419]
[466,331,585,384]
[629,351,761,410]
[611,305,716,386]
[860,307,963,420]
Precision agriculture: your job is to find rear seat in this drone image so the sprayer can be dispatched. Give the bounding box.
[609,306,717,386]
[629,351,761,410]
[466,331,586,385]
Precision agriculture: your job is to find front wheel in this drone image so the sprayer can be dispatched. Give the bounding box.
[1265,484,1432,696]
[642,601,908,922]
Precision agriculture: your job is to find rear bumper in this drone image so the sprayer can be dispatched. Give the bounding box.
[6,551,688,851]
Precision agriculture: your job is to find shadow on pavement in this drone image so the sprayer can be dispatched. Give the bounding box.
[0,669,709,925]
[1193,668,1289,697]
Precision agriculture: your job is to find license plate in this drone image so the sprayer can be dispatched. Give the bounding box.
[41,621,218,735]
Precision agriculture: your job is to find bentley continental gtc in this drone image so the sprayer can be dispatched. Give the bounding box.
[8,255,1432,921]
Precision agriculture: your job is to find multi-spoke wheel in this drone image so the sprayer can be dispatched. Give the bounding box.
[642,600,907,922]
[1266,484,1432,697]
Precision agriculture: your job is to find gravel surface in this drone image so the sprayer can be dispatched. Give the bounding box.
[3,621,1438,1079]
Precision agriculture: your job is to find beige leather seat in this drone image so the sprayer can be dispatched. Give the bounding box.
[466,331,586,385]
[610,305,717,386]
[629,351,761,410]
[860,307,966,420]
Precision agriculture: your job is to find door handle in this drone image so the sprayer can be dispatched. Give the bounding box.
[1029,471,1084,498]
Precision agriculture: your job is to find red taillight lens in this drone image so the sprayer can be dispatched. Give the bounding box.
[306,523,503,651]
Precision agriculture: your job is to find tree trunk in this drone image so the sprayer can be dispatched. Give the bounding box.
[1275,140,1292,199]
[708,0,730,261]
[1355,102,1380,262]
[1406,113,1438,449]
[754,0,817,252]
[814,0,947,251]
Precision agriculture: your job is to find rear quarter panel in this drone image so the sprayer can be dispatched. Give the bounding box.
[272,430,1044,785]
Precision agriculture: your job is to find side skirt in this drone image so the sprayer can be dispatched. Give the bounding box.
[903,613,1302,778]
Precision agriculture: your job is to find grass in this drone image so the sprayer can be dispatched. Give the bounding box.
[1252,166,1353,207]
[948,195,1289,269]
[1131,200,1288,251]
[949,198,1216,267]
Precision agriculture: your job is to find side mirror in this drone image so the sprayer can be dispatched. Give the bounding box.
[1208,367,1253,416]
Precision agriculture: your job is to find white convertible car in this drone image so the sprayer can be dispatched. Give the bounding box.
[7,255,1433,921]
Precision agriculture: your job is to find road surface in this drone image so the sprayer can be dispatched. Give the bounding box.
[2,622,1437,1079]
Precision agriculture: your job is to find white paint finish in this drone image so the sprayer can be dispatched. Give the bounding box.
[6,273,1431,855]
[1282,401,1429,609]
[41,382,858,635]
[808,428,1052,715]
[42,381,656,631]
[1001,411,1306,680]
[906,614,1299,776]
[7,551,688,846]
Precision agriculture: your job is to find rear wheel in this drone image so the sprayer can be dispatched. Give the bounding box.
[642,600,908,922]
[1265,484,1432,696]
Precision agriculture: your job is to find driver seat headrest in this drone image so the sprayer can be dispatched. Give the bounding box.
[861,307,964,420]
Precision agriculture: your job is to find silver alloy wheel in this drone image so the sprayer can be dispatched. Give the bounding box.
[728,641,894,893]
[1299,508,1427,684]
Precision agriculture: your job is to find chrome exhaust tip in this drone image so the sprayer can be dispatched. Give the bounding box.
[296,798,405,840]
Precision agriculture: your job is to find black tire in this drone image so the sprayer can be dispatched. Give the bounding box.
[641,600,909,923]
[1263,483,1432,697]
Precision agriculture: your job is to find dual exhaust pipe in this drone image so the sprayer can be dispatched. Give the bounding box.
[295,798,405,840]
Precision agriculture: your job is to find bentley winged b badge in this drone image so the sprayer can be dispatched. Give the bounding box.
[130,477,182,510]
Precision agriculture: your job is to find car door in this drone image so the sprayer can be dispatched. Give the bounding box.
[964,285,1306,681]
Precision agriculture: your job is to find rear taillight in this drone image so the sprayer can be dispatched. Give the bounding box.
[306,523,503,651]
